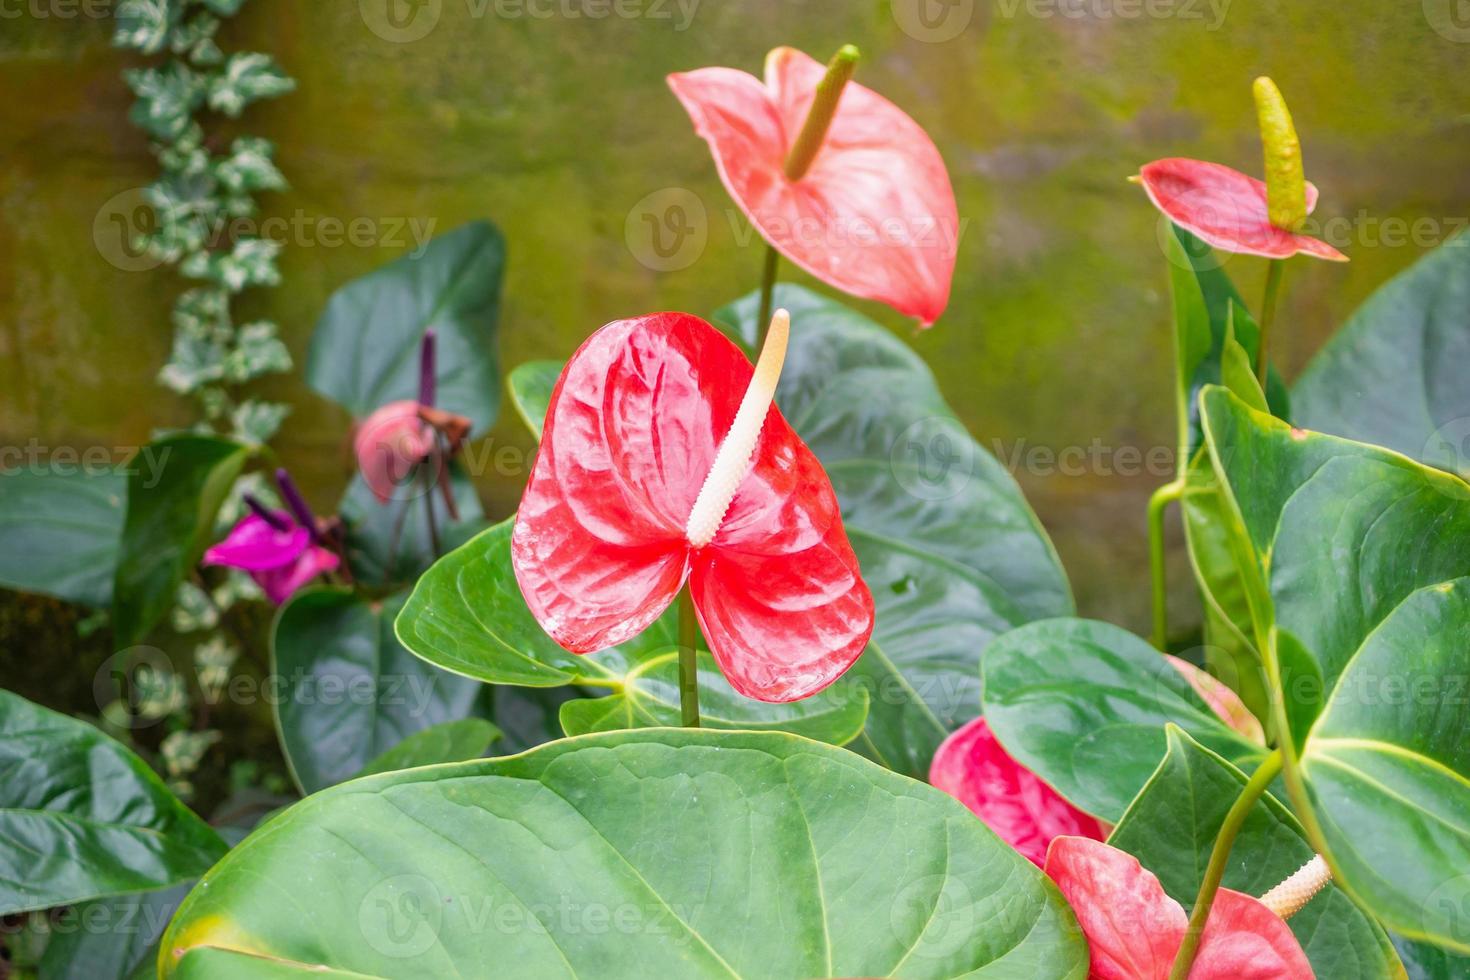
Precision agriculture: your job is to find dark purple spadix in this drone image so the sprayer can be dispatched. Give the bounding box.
[418,329,437,408]
[274,468,325,544]
[243,492,291,532]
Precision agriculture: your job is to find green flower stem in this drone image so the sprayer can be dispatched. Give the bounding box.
[755,244,779,349]
[1255,259,1285,387]
[677,586,701,727]
[422,459,441,559]
[1168,749,1284,980]
[1148,478,1185,650]
[782,44,860,182]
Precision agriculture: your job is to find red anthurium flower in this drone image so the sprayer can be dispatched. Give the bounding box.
[668,47,958,326]
[355,399,436,504]
[930,717,1107,866]
[1045,837,1314,980]
[511,309,875,702]
[204,510,339,605]
[1136,159,1345,262]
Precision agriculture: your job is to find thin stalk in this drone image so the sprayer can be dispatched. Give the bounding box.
[677,585,701,727]
[1148,478,1184,650]
[1255,259,1285,387]
[755,245,779,349]
[1169,750,1284,980]
[421,457,441,559]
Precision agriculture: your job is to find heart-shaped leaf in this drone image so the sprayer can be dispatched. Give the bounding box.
[1109,727,1403,979]
[160,730,1087,978]
[1293,235,1470,475]
[980,617,1269,821]
[506,359,560,438]
[306,220,504,430]
[396,520,870,746]
[270,588,489,794]
[355,718,499,778]
[0,469,124,607]
[113,434,251,645]
[1200,387,1470,951]
[0,690,226,914]
[502,289,1069,774]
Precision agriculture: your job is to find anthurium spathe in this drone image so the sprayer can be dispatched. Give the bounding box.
[930,717,1107,866]
[668,46,958,326]
[511,309,875,703]
[1134,79,1345,263]
[204,487,338,605]
[1045,837,1315,979]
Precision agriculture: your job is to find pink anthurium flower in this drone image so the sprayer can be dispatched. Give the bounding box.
[511,308,875,702]
[1135,158,1345,262]
[930,718,1107,866]
[668,46,958,326]
[1044,837,1314,979]
[203,491,339,605]
[353,330,470,506]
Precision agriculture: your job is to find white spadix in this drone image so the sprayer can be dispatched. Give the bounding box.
[684,308,791,548]
[1260,854,1331,920]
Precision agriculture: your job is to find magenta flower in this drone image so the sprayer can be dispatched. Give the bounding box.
[204,512,338,605]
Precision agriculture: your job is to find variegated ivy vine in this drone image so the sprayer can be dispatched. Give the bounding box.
[107,0,295,797]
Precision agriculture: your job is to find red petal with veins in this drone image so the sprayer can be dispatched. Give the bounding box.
[1045,837,1314,980]
[668,47,958,325]
[511,312,873,701]
[930,718,1106,866]
[1138,158,1347,262]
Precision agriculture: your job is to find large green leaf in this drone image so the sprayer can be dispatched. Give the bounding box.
[396,520,870,747]
[1299,578,1470,952]
[37,881,191,980]
[112,434,250,645]
[1200,387,1470,951]
[0,469,124,607]
[0,690,226,914]
[507,359,560,439]
[355,718,499,778]
[1293,236,1470,475]
[980,617,1268,821]
[160,730,1087,979]
[270,588,489,794]
[1109,727,1403,979]
[1391,934,1470,980]
[497,287,1069,775]
[305,220,504,430]
[336,465,487,587]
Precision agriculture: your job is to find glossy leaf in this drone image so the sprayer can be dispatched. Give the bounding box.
[355,718,499,778]
[37,881,190,980]
[1109,727,1403,979]
[1201,388,1470,950]
[1391,934,1470,980]
[980,617,1269,821]
[507,359,560,438]
[337,464,486,587]
[161,730,1087,978]
[306,220,504,430]
[270,588,488,794]
[511,311,873,703]
[0,690,226,914]
[1293,236,1470,474]
[0,469,124,607]
[669,47,957,325]
[112,434,250,645]
[397,520,869,745]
